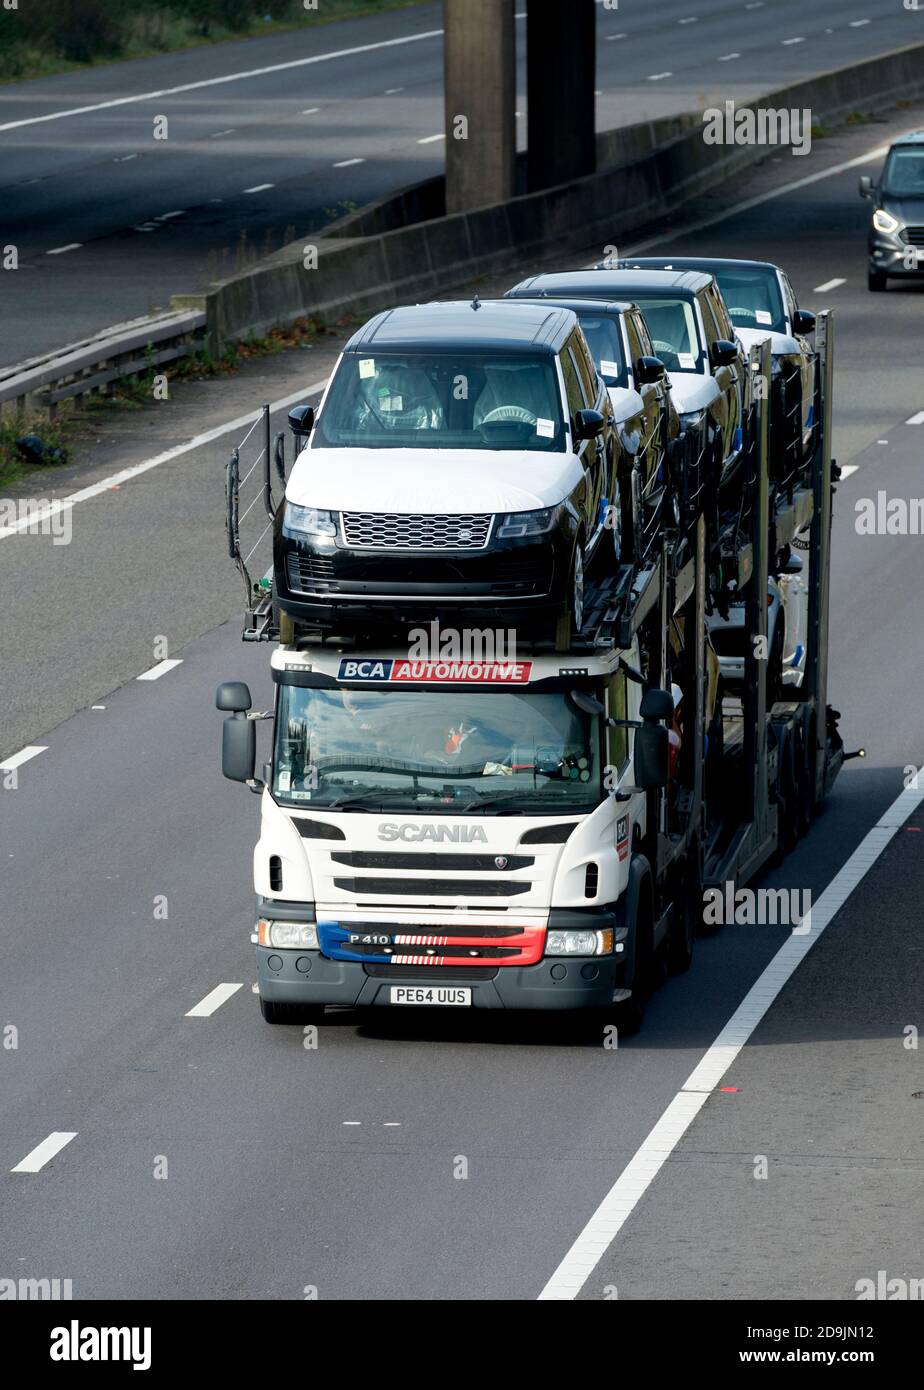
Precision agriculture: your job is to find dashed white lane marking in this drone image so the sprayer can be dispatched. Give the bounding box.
[343,1121,362,1126]
[0,28,445,132]
[849,18,871,26]
[0,378,328,544]
[839,464,859,480]
[0,745,47,771]
[604,34,626,41]
[678,16,698,24]
[113,154,137,162]
[243,182,274,193]
[46,243,81,255]
[538,780,924,1300]
[383,1122,401,1127]
[417,133,445,144]
[186,983,243,1017]
[333,157,365,167]
[906,411,924,425]
[156,210,184,221]
[647,72,672,81]
[717,53,740,61]
[91,705,106,710]
[782,36,805,44]
[301,107,320,115]
[385,87,404,94]
[11,1132,77,1173]
[211,128,236,137]
[136,658,183,682]
[628,143,890,256]
[813,277,846,293]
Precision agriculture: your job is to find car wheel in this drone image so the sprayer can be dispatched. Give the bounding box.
[868,269,887,292]
[555,538,585,650]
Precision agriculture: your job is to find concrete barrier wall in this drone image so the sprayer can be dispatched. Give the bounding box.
[173,42,924,353]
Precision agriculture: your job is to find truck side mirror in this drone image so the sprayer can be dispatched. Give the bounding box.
[222,713,256,784]
[634,687,674,790]
[216,681,252,712]
[288,404,315,439]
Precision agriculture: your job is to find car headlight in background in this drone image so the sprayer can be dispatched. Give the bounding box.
[282,503,338,540]
[873,209,901,235]
[545,927,614,956]
[496,506,559,539]
[257,919,319,949]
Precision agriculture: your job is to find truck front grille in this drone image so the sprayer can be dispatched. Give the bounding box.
[330,851,533,872]
[341,511,492,551]
[332,877,531,897]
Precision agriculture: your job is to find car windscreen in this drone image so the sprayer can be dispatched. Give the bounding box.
[273,684,602,813]
[712,269,786,333]
[574,312,627,386]
[312,351,566,452]
[882,147,924,198]
[630,297,702,372]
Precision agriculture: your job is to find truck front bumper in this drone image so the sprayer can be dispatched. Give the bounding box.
[256,946,626,1011]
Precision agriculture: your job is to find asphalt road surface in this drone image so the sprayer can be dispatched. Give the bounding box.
[0,0,918,364]
[1,103,923,1299]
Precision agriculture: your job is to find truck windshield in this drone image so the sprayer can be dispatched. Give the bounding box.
[273,684,602,813]
[312,351,566,452]
[711,268,786,334]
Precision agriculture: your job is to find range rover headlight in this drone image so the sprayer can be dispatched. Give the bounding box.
[496,506,559,539]
[282,503,338,540]
[873,208,901,235]
[258,919,319,949]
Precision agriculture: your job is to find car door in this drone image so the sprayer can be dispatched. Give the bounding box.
[625,309,666,497]
[698,287,738,469]
[780,271,815,450]
[561,333,605,553]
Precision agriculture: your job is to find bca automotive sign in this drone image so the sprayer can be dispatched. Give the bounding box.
[338,658,533,683]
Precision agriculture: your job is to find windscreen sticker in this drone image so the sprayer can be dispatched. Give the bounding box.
[536,417,555,438]
[358,357,376,379]
[379,393,403,411]
[601,360,620,377]
[677,352,695,368]
[337,658,533,683]
[755,310,773,325]
[277,770,292,791]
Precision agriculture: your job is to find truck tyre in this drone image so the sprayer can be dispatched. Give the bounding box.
[797,714,817,837]
[610,884,654,1036]
[259,997,325,1025]
[554,537,585,651]
[775,730,799,862]
[667,845,701,975]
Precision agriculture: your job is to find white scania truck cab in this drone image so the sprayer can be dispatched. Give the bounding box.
[217,638,685,1028]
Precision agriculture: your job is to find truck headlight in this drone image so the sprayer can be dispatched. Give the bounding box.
[873,209,901,235]
[282,503,337,540]
[545,927,614,956]
[258,919,319,949]
[496,506,559,539]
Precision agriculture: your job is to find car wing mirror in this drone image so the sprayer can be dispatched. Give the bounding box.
[792,309,816,335]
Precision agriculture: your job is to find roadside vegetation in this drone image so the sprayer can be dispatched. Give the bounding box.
[0,0,426,82]
[0,313,358,490]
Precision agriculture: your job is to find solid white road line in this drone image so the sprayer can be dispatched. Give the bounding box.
[0,28,446,133]
[813,277,846,293]
[0,745,47,771]
[538,781,924,1300]
[906,411,924,425]
[628,143,890,256]
[11,1131,77,1173]
[0,378,329,545]
[186,983,243,1017]
[136,658,183,682]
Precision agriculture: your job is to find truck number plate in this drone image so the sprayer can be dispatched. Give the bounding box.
[389,986,472,1007]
